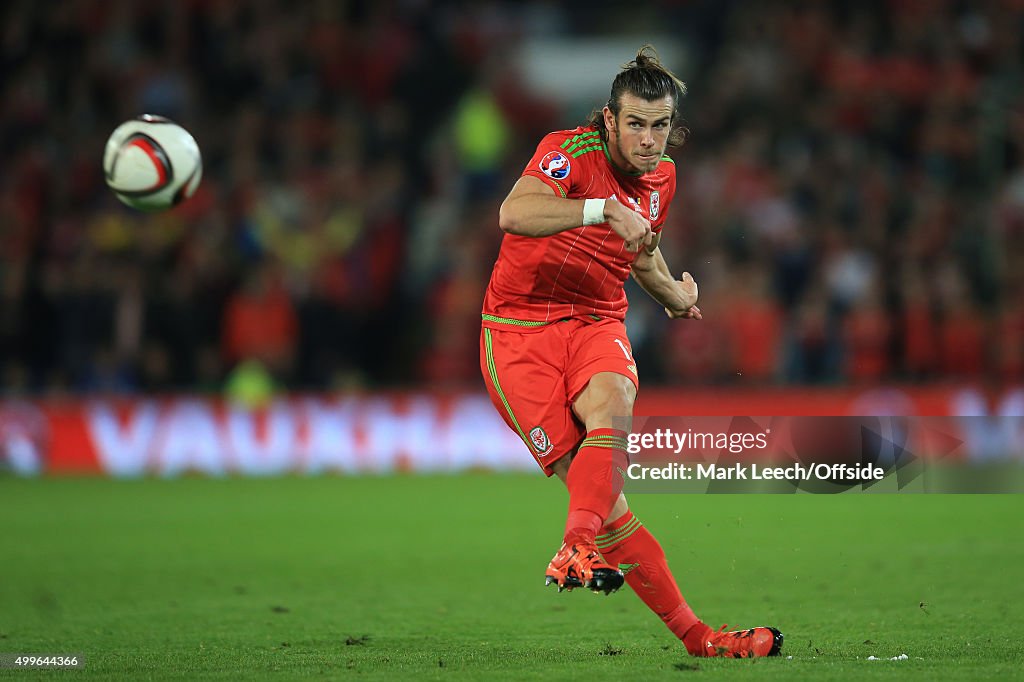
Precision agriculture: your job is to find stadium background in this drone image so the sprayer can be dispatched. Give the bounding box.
[2,0,1023,475]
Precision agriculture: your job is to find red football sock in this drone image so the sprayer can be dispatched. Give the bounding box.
[597,510,710,654]
[563,429,629,542]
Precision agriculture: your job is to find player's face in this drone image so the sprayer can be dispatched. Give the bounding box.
[604,93,674,174]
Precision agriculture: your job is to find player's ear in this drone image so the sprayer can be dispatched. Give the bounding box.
[603,105,615,132]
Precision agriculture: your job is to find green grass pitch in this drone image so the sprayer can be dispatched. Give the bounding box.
[1,475,1022,680]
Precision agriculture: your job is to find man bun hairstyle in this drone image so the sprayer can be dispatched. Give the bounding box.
[588,44,688,147]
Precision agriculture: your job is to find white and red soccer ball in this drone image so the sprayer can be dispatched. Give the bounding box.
[103,114,202,211]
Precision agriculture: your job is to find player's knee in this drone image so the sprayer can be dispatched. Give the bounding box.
[604,372,636,406]
[576,372,636,427]
[602,380,635,417]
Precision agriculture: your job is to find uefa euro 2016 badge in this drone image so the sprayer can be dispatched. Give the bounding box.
[539,151,570,180]
[650,190,660,220]
[529,426,553,455]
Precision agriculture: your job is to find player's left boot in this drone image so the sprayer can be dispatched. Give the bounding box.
[693,624,784,658]
[544,538,624,595]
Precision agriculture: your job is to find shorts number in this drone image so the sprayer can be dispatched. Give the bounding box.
[613,338,633,362]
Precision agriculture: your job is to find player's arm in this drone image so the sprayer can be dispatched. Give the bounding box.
[630,245,702,319]
[498,176,653,251]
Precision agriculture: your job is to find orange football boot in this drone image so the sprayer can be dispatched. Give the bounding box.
[544,538,624,595]
[697,624,784,658]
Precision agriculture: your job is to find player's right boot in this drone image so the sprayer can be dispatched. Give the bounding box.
[691,624,784,658]
[544,538,624,595]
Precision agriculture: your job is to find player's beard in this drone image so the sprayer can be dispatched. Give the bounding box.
[633,135,665,173]
[633,147,662,173]
[611,129,661,174]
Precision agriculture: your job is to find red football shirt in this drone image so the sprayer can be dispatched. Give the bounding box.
[482,126,676,330]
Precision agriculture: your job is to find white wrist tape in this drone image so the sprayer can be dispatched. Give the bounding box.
[582,198,606,226]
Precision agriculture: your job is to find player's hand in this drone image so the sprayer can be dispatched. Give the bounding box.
[668,304,702,320]
[604,198,653,252]
[664,272,701,319]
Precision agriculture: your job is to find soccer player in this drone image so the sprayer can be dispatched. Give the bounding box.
[480,46,783,659]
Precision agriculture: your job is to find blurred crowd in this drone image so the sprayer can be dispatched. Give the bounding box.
[1,0,1023,397]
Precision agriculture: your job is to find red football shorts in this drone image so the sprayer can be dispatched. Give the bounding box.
[480,317,639,476]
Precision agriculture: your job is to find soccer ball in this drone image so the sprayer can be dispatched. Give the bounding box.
[103,115,202,211]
